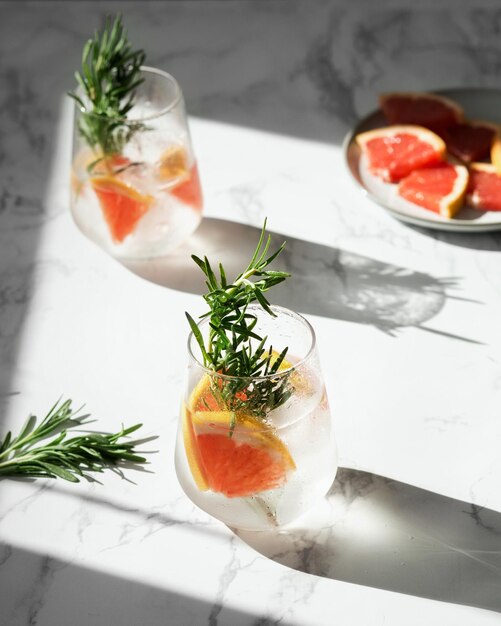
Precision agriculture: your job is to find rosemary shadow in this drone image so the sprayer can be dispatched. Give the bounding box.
[123,218,472,338]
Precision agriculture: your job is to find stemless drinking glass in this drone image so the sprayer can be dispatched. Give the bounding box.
[70,67,202,260]
[175,305,338,530]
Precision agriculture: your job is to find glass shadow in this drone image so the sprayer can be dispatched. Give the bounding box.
[237,468,501,613]
[124,217,477,339]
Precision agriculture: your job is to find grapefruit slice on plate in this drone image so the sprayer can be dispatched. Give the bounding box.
[466,163,501,211]
[182,376,295,498]
[379,92,463,131]
[490,134,501,175]
[90,175,153,243]
[356,125,446,183]
[398,163,468,218]
[442,120,497,163]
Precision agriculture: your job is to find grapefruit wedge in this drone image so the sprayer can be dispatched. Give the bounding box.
[90,175,153,243]
[442,120,497,163]
[489,134,501,176]
[356,125,445,183]
[398,163,468,218]
[157,146,203,212]
[182,376,295,498]
[379,92,463,131]
[171,164,203,212]
[466,163,501,211]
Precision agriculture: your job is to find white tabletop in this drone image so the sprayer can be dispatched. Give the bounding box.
[1,2,501,624]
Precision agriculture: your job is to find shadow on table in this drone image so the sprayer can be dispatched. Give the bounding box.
[123,218,479,341]
[237,468,501,614]
[402,222,501,252]
[0,542,282,626]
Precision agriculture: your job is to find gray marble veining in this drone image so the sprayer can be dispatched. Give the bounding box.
[1,2,501,625]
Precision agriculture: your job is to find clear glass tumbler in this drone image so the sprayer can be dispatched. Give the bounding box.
[175,305,338,530]
[70,66,202,260]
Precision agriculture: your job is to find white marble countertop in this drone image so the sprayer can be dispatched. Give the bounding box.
[1,1,501,624]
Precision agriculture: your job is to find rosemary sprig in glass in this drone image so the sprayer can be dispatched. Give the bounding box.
[68,15,146,167]
[186,221,293,420]
[0,398,151,482]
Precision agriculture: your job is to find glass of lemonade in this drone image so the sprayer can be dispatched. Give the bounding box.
[175,304,338,530]
[70,67,202,260]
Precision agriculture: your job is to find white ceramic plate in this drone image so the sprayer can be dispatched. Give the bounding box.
[344,88,501,232]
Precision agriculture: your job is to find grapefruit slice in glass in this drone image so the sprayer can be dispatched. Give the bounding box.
[398,163,468,218]
[442,120,497,163]
[356,125,446,183]
[183,376,295,498]
[466,163,501,211]
[171,164,203,212]
[90,175,153,243]
[379,92,463,131]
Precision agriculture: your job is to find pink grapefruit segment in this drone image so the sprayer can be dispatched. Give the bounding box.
[184,377,295,498]
[442,121,497,163]
[466,163,501,211]
[356,125,446,183]
[90,176,153,243]
[171,164,203,212]
[380,92,463,131]
[192,412,295,498]
[398,163,468,218]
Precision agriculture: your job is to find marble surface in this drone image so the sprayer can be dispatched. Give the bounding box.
[1,1,501,624]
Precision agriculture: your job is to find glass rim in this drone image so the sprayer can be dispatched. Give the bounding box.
[187,304,317,382]
[72,65,183,123]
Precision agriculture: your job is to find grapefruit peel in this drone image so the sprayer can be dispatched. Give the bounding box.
[490,133,501,175]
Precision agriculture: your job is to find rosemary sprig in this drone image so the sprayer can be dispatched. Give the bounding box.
[186,220,293,419]
[0,398,151,482]
[68,15,146,163]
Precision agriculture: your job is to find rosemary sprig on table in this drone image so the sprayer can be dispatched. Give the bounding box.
[186,221,293,419]
[68,15,146,165]
[0,398,150,482]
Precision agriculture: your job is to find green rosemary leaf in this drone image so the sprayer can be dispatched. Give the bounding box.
[0,399,153,482]
[69,15,146,157]
[191,254,208,274]
[254,288,274,316]
[186,312,210,365]
[270,347,289,374]
[247,218,268,270]
[219,263,227,289]
[42,463,80,482]
[186,221,293,420]
[0,432,11,455]
[260,241,286,268]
